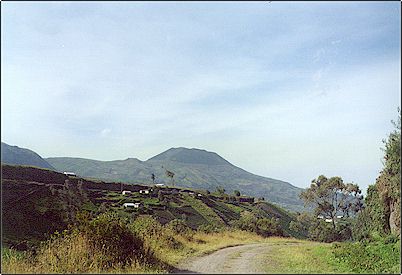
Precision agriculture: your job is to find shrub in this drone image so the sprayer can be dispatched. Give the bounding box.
[165,219,193,237]
[231,211,284,237]
[197,223,223,234]
[81,212,147,268]
[130,216,183,250]
[332,239,401,273]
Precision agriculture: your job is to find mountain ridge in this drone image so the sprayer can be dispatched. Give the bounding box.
[46,147,305,212]
[1,142,304,212]
[1,142,55,170]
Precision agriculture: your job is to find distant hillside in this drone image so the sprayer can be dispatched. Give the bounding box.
[47,147,305,212]
[1,142,54,170]
[2,164,305,249]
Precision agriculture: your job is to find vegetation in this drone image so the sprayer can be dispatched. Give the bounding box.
[353,109,401,238]
[165,169,175,187]
[1,212,265,273]
[331,109,401,273]
[260,238,341,274]
[230,211,284,237]
[298,175,363,242]
[332,237,400,274]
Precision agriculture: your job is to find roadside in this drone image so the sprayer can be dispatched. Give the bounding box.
[173,238,346,274]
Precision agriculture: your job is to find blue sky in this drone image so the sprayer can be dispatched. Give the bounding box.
[2,1,400,193]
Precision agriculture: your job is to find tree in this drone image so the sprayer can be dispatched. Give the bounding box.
[234,190,241,197]
[355,109,401,237]
[151,173,156,184]
[300,175,363,230]
[157,190,165,203]
[165,170,175,187]
[216,186,225,196]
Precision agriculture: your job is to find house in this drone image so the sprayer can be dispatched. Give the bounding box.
[325,218,333,223]
[123,202,141,208]
[197,194,203,197]
[336,215,343,219]
[63,172,76,177]
[317,215,324,219]
[155,183,165,187]
[139,189,150,194]
[122,190,132,195]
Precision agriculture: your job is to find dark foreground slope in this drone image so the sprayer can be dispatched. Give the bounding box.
[47,147,304,212]
[1,164,304,249]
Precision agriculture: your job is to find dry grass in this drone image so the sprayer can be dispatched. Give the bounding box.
[2,217,266,274]
[1,233,163,274]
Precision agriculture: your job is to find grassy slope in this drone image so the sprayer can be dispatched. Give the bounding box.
[1,164,304,249]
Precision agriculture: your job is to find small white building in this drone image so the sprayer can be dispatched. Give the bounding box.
[139,189,150,194]
[197,194,203,197]
[155,183,165,187]
[123,202,141,208]
[336,215,344,219]
[325,218,333,223]
[63,172,76,177]
[122,190,132,195]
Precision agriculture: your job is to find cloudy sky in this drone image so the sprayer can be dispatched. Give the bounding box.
[2,1,400,192]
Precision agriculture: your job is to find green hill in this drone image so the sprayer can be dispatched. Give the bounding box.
[47,147,304,212]
[1,142,54,170]
[1,164,305,249]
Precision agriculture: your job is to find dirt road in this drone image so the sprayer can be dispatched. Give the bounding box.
[174,243,274,274]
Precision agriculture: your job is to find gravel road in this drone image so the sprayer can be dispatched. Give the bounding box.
[173,243,274,274]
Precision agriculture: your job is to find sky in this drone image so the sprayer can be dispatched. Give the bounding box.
[1,1,401,193]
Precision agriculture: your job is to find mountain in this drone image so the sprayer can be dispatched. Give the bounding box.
[47,147,305,212]
[148,147,231,165]
[1,142,54,170]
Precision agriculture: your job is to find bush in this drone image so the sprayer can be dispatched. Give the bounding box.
[165,219,193,237]
[231,211,284,237]
[332,239,401,273]
[81,212,147,268]
[130,216,183,250]
[197,223,223,234]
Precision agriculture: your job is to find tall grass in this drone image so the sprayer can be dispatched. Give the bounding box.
[2,214,264,274]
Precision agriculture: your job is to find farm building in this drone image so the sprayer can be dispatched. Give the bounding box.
[123,202,141,208]
[63,172,76,177]
[122,190,132,195]
[139,189,150,194]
